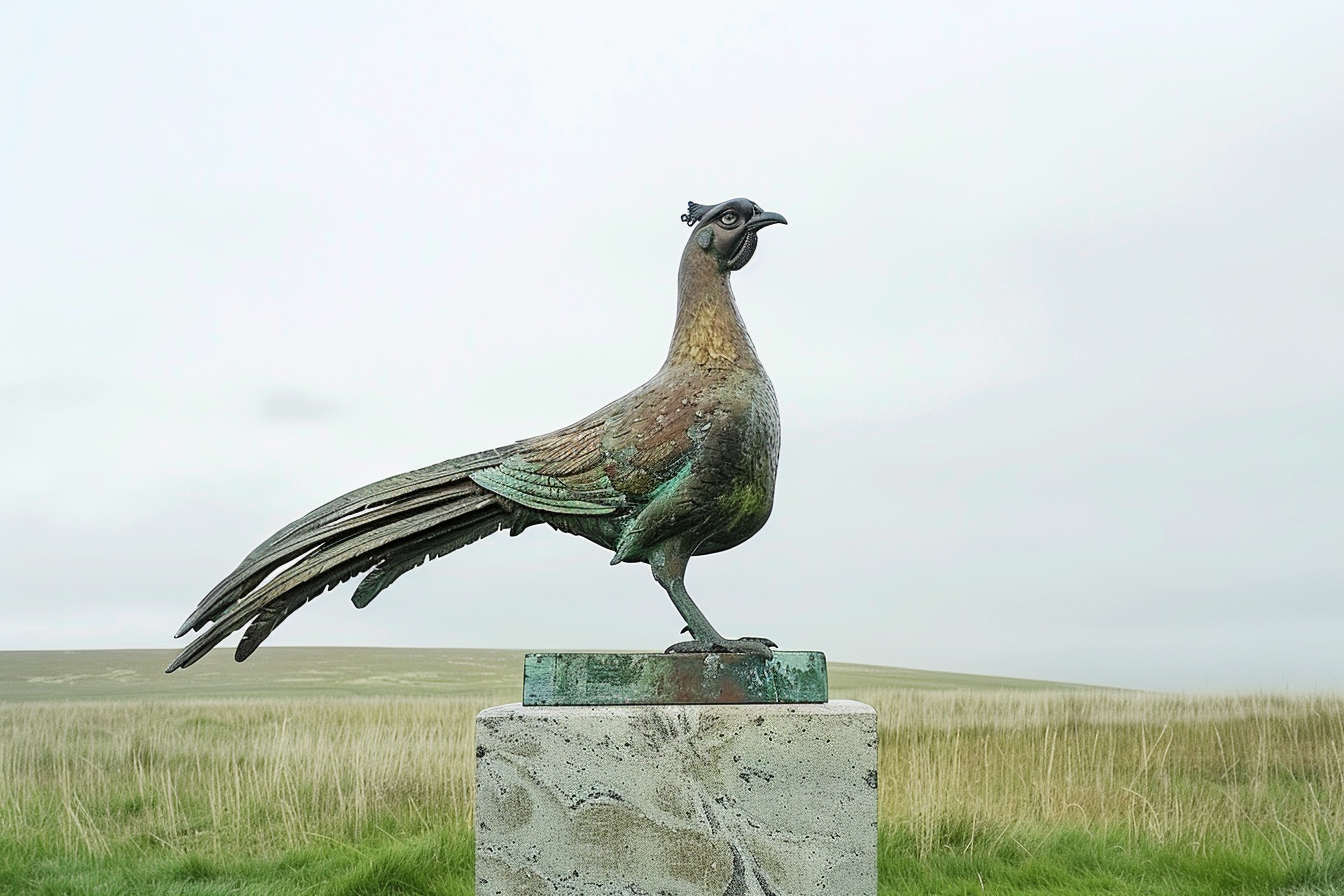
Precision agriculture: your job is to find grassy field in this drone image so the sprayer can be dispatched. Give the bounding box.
[1,648,1341,894]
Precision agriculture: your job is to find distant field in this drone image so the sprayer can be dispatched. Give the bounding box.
[1,648,1340,895]
[0,647,529,702]
[0,646,1080,702]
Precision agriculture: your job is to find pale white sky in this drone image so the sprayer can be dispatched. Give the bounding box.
[2,3,1341,689]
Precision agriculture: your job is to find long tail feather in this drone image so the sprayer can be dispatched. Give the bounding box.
[167,454,513,672]
[351,515,508,609]
[175,450,508,639]
[177,479,488,637]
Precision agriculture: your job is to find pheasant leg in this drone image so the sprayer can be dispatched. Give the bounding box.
[649,547,775,657]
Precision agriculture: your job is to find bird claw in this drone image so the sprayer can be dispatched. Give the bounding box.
[664,636,776,658]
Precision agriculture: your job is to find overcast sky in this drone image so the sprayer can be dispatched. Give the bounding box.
[2,3,1341,690]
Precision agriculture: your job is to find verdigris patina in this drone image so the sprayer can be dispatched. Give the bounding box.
[523,651,828,706]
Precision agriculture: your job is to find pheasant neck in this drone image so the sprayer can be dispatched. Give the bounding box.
[666,243,760,371]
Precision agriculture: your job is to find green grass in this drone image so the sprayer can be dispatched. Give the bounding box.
[879,824,1344,895]
[0,826,477,896]
[1,648,1341,894]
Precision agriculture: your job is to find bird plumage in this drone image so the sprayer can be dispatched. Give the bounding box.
[168,198,786,672]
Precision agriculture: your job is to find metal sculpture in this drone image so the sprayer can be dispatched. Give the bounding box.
[169,199,787,672]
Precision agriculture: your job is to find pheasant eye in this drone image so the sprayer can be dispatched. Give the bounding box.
[720,211,739,226]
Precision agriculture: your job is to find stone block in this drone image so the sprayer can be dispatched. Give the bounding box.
[476,700,877,895]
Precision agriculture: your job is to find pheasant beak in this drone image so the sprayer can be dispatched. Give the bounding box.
[746,210,788,231]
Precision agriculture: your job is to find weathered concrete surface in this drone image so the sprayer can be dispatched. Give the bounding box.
[476,700,877,896]
[522,651,828,705]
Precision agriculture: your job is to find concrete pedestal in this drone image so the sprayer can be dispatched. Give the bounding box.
[475,700,877,896]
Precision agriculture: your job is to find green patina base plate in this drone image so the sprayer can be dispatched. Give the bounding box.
[522,651,828,706]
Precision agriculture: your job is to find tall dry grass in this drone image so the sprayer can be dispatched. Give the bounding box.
[2,689,1341,867]
[856,689,1344,862]
[0,697,499,859]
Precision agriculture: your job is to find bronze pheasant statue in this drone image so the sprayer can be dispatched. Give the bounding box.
[168,198,787,672]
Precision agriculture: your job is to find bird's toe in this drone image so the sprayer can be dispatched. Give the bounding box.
[664,639,718,654]
[663,636,776,658]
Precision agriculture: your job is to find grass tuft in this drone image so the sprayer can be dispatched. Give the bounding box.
[324,828,475,896]
[168,853,220,883]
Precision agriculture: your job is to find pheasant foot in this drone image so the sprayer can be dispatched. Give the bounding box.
[664,635,776,657]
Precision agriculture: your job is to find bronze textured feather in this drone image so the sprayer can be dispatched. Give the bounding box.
[167,198,787,673]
